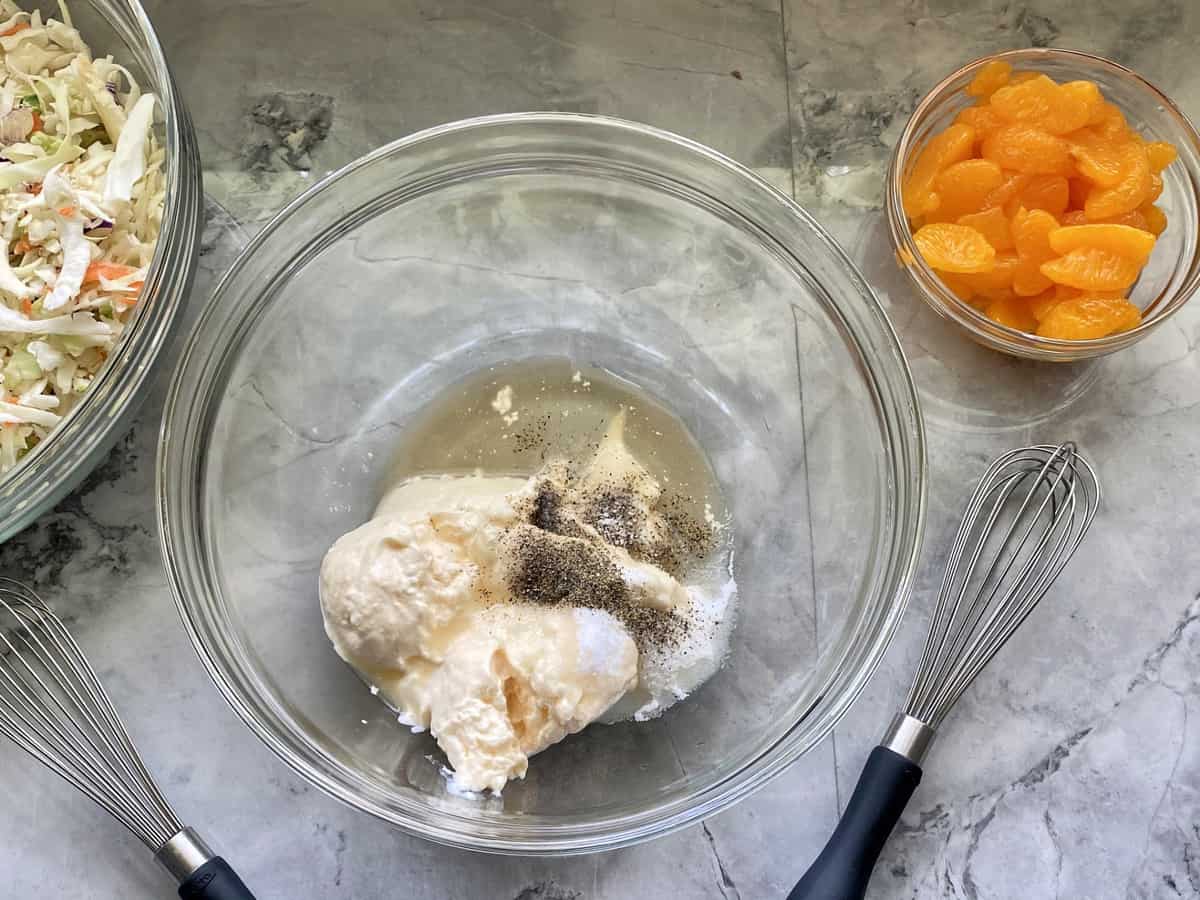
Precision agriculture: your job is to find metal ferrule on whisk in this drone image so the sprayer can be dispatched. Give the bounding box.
[155,827,215,882]
[881,713,936,765]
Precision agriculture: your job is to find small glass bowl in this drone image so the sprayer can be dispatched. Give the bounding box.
[886,48,1200,362]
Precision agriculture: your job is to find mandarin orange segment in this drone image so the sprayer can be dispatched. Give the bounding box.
[1067,176,1090,210]
[985,294,1038,332]
[956,105,1005,137]
[902,123,977,218]
[982,125,1073,175]
[1051,284,1126,301]
[932,158,1005,220]
[1011,207,1059,296]
[957,206,1013,251]
[1048,223,1156,265]
[1141,203,1168,235]
[961,253,1019,298]
[1058,81,1105,126]
[1145,141,1177,173]
[1092,102,1131,140]
[1095,208,1150,230]
[990,75,1093,135]
[1005,174,1069,217]
[1014,260,1054,297]
[989,75,1057,120]
[967,59,1013,98]
[1036,295,1141,340]
[1068,136,1126,187]
[1012,207,1059,256]
[1064,207,1148,229]
[913,222,997,273]
[939,272,978,303]
[1040,246,1141,291]
[1147,172,1163,202]
[1056,286,1128,304]
[983,171,1029,209]
[1084,143,1152,219]
[1028,289,1063,322]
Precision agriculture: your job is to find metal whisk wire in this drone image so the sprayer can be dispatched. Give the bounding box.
[905,443,1100,729]
[0,578,182,849]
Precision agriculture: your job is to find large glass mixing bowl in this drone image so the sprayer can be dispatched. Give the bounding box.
[0,0,201,541]
[158,114,925,854]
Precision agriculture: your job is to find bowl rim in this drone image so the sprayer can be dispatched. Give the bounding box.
[157,110,927,854]
[886,47,1200,361]
[0,0,202,540]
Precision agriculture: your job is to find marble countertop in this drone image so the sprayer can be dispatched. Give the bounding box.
[3,1,1200,897]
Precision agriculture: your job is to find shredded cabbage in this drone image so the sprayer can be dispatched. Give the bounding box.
[26,337,61,369]
[103,91,152,205]
[0,395,58,426]
[41,165,88,309]
[0,236,31,296]
[0,304,110,334]
[0,0,163,470]
[75,54,124,140]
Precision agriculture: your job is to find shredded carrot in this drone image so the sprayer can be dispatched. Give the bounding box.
[20,298,31,316]
[0,21,29,37]
[27,183,40,196]
[58,205,75,217]
[84,261,139,283]
[30,110,42,133]
[13,239,31,254]
[112,280,143,312]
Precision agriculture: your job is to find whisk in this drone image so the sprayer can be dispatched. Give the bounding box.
[0,579,256,899]
[790,442,1100,900]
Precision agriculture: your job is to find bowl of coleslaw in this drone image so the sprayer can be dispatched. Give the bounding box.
[0,0,201,541]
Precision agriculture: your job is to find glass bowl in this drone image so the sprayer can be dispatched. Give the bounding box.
[0,0,202,541]
[887,48,1200,362]
[158,113,925,854]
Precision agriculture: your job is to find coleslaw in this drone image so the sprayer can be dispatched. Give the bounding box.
[0,0,164,474]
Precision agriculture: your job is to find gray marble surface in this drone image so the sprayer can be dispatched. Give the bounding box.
[3,1,1200,897]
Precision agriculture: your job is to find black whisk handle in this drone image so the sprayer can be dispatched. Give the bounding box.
[787,746,922,900]
[178,857,257,900]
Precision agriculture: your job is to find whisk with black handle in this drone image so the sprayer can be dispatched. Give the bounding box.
[0,579,257,899]
[790,442,1100,900]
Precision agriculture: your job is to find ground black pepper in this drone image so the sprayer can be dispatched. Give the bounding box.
[504,452,716,653]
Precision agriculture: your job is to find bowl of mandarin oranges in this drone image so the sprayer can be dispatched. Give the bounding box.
[887,48,1200,361]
